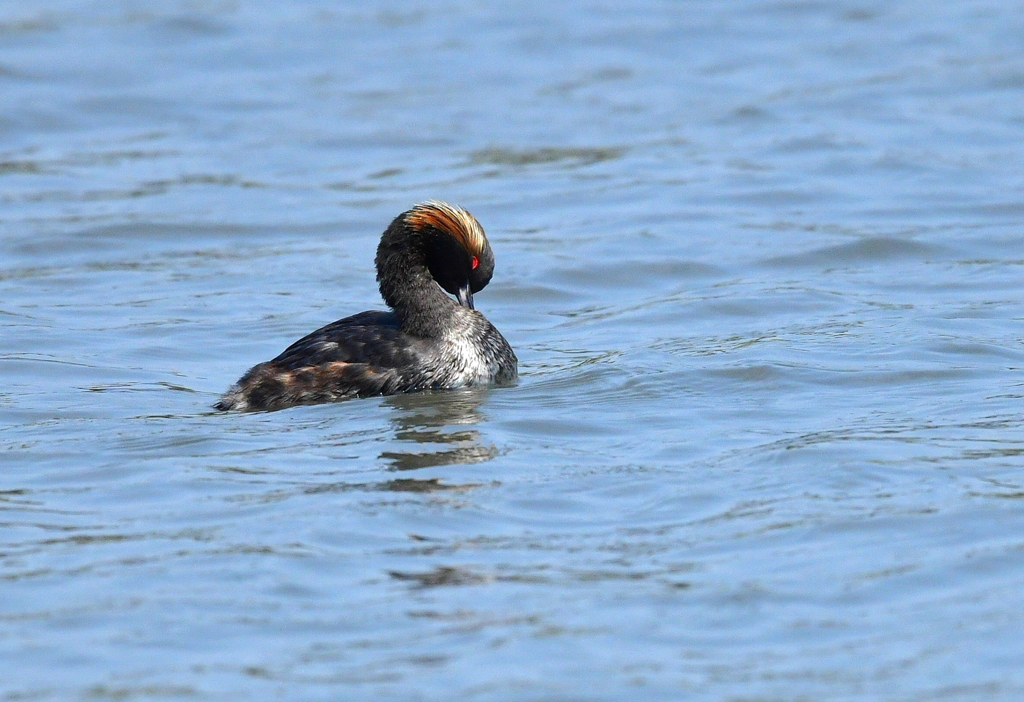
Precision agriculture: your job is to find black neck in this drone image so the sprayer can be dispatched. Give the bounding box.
[375,222,458,338]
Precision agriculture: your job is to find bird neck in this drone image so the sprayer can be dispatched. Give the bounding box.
[375,226,458,338]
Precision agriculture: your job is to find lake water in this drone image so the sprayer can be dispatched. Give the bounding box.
[4,1,1024,700]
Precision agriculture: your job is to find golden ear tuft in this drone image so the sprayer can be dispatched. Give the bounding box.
[405,201,486,255]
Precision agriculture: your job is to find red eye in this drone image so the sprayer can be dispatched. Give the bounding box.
[472,256,479,270]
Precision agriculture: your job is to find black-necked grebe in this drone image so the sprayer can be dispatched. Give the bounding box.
[215,201,517,412]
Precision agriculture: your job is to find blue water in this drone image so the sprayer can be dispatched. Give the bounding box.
[4,1,1024,700]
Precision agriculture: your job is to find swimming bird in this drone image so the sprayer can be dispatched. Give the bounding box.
[215,201,517,412]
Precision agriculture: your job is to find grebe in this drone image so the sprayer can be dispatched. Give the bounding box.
[216,201,517,412]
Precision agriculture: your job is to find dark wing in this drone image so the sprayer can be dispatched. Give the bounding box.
[216,311,432,411]
[269,310,423,371]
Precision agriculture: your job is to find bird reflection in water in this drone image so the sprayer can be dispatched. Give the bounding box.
[375,387,499,493]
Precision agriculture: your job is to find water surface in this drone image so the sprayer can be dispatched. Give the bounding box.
[4,1,1024,700]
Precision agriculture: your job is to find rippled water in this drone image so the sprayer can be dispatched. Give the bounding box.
[4,1,1024,700]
